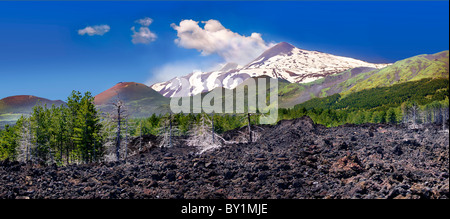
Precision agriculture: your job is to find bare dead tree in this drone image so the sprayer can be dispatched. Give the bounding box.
[424,106,433,124]
[169,113,172,148]
[99,112,116,162]
[17,118,33,162]
[109,97,129,161]
[114,100,123,160]
[124,120,129,160]
[237,113,262,143]
[186,114,223,154]
[139,121,143,151]
[409,103,420,126]
[403,102,422,129]
[212,113,215,143]
[434,106,442,125]
[443,106,449,131]
[157,113,179,148]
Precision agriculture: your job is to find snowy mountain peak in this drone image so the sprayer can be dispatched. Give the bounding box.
[260,42,295,57]
[219,63,240,72]
[246,42,295,68]
[150,42,391,97]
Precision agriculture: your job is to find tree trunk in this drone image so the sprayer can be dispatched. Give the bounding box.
[247,113,252,143]
[66,143,70,165]
[59,139,63,164]
[116,105,121,161]
[125,122,128,160]
[169,113,173,148]
[212,113,215,143]
[93,141,96,162]
[139,121,142,151]
[443,107,448,131]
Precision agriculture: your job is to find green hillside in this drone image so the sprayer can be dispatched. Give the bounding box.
[295,78,449,111]
[277,50,449,108]
[277,67,377,108]
[341,50,449,96]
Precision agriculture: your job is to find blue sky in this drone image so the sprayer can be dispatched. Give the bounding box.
[0,1,448,101]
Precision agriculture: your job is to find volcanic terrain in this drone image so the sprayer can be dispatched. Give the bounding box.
[0,117,448,199]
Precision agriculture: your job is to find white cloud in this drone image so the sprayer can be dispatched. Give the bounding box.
[78,25,110,36]
[135,17,153,27]
[131,17,157,44]
[146,59,223,86]
[131,26,157,44]
[146,61,199,85]
[171,19,273,65]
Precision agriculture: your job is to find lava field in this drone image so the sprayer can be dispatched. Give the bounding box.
[0,117,448,199]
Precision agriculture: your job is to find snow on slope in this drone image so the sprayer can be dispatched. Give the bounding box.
[150,42,390,97]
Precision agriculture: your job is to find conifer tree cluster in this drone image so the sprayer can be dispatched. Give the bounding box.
[0,91,103,164]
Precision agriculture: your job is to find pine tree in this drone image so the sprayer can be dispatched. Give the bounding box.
[29,104,52,163]
[0,124,19,161]
[73,92,103,163]
[386,108,397,124]
[66,90,82,164]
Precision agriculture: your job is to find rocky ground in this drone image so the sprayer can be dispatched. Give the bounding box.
[0,117,448,199]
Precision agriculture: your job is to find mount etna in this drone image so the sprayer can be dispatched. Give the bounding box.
[0,40,448,200]
[150,42,390,98]
[1,42,447,124]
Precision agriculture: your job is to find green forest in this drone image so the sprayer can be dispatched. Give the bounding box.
[0,78,449,164]
[0,91,103,164]
[282,78,449,126]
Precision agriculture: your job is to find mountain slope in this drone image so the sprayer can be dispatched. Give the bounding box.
[240,42,388,83]
[94,82,170,117]
[186,67,375,113]
[151,42,390,97]
[279,50,449,108]
[276,67,377,108]
[341,50,449,96]
[295,78,449,112]
[0,95,65,114]
[182,50,449,110]
[0,95,66,128]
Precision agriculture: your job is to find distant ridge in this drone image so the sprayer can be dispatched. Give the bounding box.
[0,95,65,114]
[94,82,166,105]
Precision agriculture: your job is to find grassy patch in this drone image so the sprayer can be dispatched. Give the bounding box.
[0,113,23,122]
